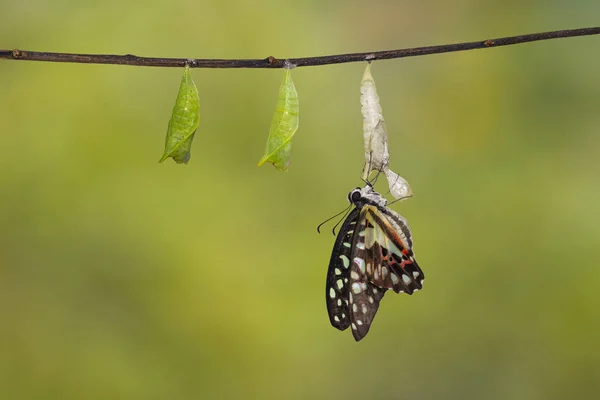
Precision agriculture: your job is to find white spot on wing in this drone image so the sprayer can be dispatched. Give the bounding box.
[353,257,366,273]
[391,273,399,285]
[402,274,411,285]
[352,283,362,294]
[339,255,350,268]
[329,288,336,298]
[337,280,344,289]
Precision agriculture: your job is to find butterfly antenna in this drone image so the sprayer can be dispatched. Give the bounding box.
[317,205,351,234]
[331,206,352,236]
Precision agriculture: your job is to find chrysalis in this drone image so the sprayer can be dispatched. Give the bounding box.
[360,63,412,200]
[258,66,299,171]
[159,65,200,164]
[360,63,389,180]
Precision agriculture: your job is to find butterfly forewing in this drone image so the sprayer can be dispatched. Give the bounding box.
[326,208,360,331]
[348,208,388,340]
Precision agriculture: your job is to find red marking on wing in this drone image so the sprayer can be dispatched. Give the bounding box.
[366,207,410,252]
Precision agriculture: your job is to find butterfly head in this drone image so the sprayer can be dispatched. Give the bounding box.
[347,185,387,208]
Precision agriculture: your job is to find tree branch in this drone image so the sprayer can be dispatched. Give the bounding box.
[1,27,598,69]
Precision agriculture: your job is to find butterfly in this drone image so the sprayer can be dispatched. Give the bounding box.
[325,184,424,341]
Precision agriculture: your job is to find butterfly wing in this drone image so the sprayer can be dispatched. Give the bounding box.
[344,207,387,341]
[325,208,360,331]
[327,203,424,341]
[347,205,424,341]
[362,206,424,294]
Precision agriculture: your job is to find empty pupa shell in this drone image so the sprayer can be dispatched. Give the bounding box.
[385,167,412,200]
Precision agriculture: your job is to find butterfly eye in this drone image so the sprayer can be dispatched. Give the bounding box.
[350,191,362,203]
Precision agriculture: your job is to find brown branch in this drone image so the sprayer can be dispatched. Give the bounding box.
[1,27,599,69]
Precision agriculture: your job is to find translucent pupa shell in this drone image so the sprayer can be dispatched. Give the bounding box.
[360,63,389,180]
[384,167,412,200]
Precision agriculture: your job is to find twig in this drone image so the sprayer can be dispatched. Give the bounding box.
[1,27,598,69]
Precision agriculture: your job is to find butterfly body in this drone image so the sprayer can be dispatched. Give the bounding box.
[326,185,424,341]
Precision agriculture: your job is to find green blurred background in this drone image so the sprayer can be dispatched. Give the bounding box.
[1,1,600,399]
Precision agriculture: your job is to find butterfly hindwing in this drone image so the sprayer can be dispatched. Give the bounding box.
[363,207,424,294]
[326,208,360,331]
[381,207,425,292]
